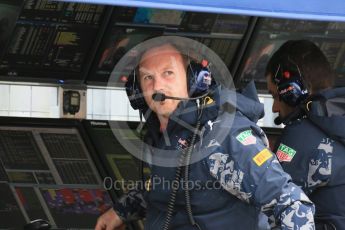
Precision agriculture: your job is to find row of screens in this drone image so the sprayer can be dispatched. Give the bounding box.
[0,117,282,228]
[1,1,345,89]
[0,0,249,84]
[0,119,143,229]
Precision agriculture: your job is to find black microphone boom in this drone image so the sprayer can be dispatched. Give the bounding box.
[152,92,209,102]
[274,116,282,125]
[152,92,167,101]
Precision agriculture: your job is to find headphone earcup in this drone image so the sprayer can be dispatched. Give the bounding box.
[125,72,147,111]
[275,61,309,107]
[278,82,307,106]
[187,61,212,97]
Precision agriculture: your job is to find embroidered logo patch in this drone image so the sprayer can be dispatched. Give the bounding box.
[276,143,296,162]
[207,120,220,131]
[236,130,256,145]
[177,137,190,150]
[253,148,273,166]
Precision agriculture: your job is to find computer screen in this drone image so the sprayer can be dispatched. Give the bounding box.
[88,24,163,84]
[87,6,250,84]
[0,0,107,82]
[239,18,345,90]
[0,0,23,62]
[0,183,27,228]
[0,119,113,229]
[83,120,143,196]
[113,6,185,26]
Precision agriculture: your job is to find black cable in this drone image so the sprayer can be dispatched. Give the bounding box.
[162,146,187,230]
[184,120,202,230]
[162,99,204,230]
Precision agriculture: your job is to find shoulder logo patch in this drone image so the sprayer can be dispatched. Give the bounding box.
[236,130,256,145]
[276,143,296,162]
[253,148,273,166]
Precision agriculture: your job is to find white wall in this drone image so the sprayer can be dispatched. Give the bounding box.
[0,83,281,127]
[0,84,59,117]
[258,94,283,128]
[86,87,140,121]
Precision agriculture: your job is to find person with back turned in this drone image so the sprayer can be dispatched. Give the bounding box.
[266,39,345,229]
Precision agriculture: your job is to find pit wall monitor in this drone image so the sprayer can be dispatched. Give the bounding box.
[82,120,144,197]
[238,18,345,90]
[87,6,250,85]
[0,0,108,83]
[0,0,24,62]
[0,117,113,229]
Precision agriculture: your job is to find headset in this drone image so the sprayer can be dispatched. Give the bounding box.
[125,59,213,111]
[124,68,147,111]
[273,57,309,107]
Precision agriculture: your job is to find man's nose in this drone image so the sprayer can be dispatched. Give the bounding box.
[153,77,164,91]
[272,100,280,113]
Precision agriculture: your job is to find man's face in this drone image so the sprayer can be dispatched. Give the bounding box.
[266,74,295,120]
[139,44,188,117]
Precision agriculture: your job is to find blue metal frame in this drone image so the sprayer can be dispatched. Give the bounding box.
[58,0,345,22]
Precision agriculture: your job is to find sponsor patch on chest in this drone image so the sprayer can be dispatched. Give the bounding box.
[276,143,296,162]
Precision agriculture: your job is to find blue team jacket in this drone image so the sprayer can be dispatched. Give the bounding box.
[114,82,315,229]
[274,87,345,229]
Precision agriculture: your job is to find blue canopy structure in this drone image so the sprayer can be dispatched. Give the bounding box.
[58,0,345,22]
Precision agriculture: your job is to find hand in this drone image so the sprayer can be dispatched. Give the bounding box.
[95,208,126,230]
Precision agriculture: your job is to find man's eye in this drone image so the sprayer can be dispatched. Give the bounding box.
[163,71,173,76]
[143,75,153,80]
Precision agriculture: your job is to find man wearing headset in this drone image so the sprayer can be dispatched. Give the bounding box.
[266,39,345,229]
[96,37,315,230]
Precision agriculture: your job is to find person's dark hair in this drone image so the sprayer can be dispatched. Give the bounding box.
[266,40,335,93]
